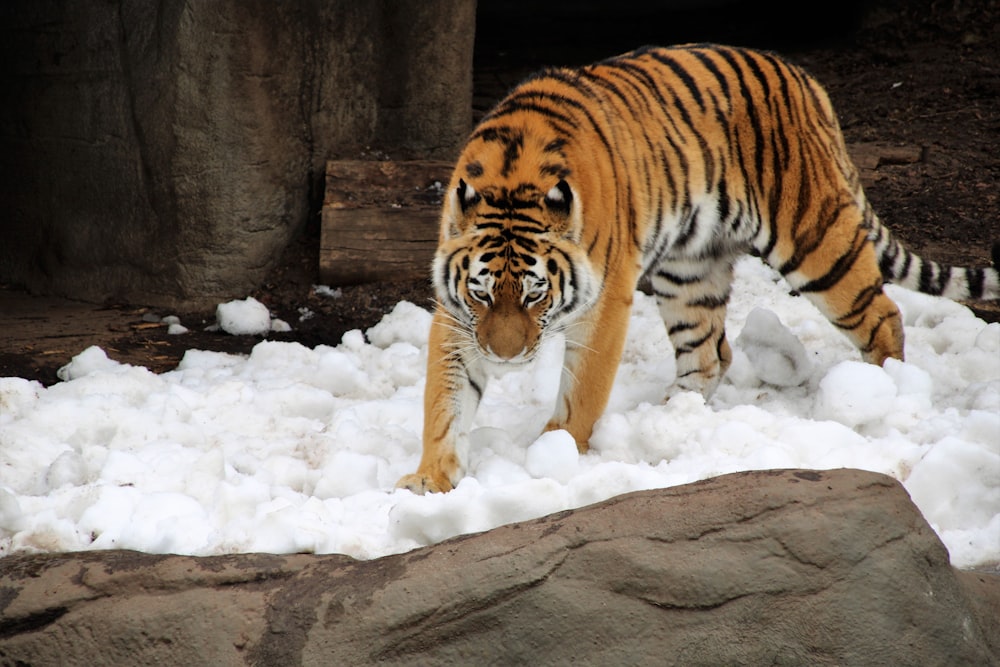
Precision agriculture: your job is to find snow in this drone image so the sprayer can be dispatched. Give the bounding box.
[1,257,998,569]
[213,296,290,335]
[162,315,189,335]
[216,296,272,335]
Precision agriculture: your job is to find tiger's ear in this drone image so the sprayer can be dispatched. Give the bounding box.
[544,179,582,240]
[444,179,479,239]
[544,180,573,215]
[457,179,481,212]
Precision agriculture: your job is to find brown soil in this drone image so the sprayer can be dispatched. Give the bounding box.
[2,0,998,386]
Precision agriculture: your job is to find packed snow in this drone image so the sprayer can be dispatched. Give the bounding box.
[213,296,291,335]
[1,257,998,569]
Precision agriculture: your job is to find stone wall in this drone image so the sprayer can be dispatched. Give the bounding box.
[0,1,475,308]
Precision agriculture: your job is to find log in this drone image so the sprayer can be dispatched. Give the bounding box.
[319,160,453,286]
[847,142,924,185]
[319,146,924,286]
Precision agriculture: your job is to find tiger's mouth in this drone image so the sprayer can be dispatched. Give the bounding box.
[479,344,534,367]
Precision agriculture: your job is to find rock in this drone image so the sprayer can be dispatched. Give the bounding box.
[1,469,998,665]
[0,1,474,309]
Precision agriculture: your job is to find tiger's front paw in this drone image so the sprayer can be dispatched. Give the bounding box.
[543,421,590,453]
[395,472,454,495]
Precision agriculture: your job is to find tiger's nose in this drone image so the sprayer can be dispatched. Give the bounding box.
[480,311,531,360]
[479,296,535,360]
[483,327,528,360]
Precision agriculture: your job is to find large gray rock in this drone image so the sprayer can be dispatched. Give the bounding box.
[1,469,998,665]
[0,1,474,309]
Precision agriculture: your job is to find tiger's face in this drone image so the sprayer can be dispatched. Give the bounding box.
[433,176,598,366]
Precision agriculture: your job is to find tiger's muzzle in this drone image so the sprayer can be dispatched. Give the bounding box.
[476,298,538,364]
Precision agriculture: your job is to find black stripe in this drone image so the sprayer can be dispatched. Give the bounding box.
[657,145,680,220]
[765,126,785,229]
[856,311,899,354]
[545,137,568,153]
[614,61,672,112]
[510,223,546,234]
[487,96,577,134]
[546,245,577,313]
[761,51,794,113]
[717,175,731,223]
[716,331,729,358]
[741,52,788,231]
[540,163,571,179]
[602,231,616,281]
[674,207,699,250]
[687,293,729,309]
[463,364,483,399]
[471,124,515,143]
[578,68,634,112]
[687,47,731,100]
[796,237,865,293]
[718,47,767,190]
[918,260,948,296]
[966,267,985,299]
[645,50,706,112]
[675,328,715,357]
[540,70,621,190]
[446,250,465,306]
[878,237,900,278]
[657,269,704,285]
[780,145,816,250]
[502,133,523,177]
[601,66,657,117]
[741,50,773,102]
[668,321,698,335]
[662,132,690,212]
[897,249,913,283]
[776,200,851,276]
[716,47,771,256]
[479,211,543,224]
[835,281,883,328]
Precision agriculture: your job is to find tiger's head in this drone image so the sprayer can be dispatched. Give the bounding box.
[432,167,599,367]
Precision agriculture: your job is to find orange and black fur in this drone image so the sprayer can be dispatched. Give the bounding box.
[397,44,1000,494]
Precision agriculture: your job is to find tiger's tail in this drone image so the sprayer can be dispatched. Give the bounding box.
[868,210,999,302]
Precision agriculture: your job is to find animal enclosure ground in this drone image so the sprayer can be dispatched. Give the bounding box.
[1,0,997,384]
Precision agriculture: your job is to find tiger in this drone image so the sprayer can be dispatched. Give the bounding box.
[396,44,1000,494]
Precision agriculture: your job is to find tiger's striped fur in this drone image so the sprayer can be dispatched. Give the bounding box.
[397,44,1000,494]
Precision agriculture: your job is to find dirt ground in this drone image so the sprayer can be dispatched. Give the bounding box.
[2,0,998,386]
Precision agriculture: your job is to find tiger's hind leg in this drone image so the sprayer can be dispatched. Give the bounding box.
[650,257,736,398]
[773,216,904,366]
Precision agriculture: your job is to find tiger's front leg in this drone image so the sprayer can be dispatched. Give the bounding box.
[544,291,634,452]
[396,308,483,494]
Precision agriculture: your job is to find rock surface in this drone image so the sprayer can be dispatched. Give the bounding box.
[1,469,998,666]
[0,1,474,309]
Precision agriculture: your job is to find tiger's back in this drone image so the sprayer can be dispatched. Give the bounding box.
[397,44,999,494]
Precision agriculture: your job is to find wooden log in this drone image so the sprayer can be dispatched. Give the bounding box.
[847,142,924,186]
[320,146,924,286]
[320,160,453,285]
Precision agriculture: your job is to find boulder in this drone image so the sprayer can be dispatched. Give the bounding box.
[1,469,998,665]
[0,1,474,309]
